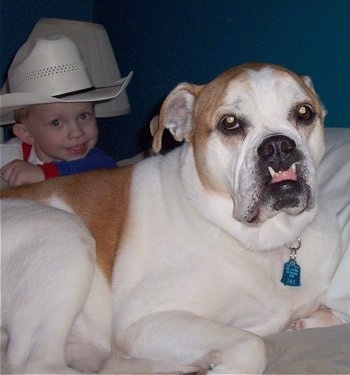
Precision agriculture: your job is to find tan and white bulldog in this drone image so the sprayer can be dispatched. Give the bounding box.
[1,63,342,374]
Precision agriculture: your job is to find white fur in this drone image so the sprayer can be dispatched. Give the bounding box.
[1,200,97,373]
[1,65,342,374]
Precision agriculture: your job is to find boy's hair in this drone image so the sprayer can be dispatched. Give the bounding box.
[14,107,30,123]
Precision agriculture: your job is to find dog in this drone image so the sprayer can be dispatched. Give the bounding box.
[1,63,342,374]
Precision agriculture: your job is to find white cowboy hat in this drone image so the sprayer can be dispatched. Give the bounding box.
[0,35,133,125]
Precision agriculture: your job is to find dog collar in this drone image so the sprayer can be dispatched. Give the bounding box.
[281,238,301,287]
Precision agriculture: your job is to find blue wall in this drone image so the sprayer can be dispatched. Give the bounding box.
[1,0,350,160]
[94,0,350,158]
[0,0,94,82]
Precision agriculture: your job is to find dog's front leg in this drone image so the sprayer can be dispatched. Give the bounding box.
[106,311,266,374]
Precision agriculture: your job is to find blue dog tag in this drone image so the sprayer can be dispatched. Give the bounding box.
[281,239,302,287]
[281,259,301,286]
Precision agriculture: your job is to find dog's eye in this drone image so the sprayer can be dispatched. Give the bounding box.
[220,115,241,131]
[296,104,314,122]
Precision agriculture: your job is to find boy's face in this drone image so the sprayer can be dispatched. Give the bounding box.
[17,102,99,163]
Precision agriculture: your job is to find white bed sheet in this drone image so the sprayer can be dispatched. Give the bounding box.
[265,127,350,374]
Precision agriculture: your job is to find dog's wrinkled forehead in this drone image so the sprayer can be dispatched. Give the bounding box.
[191,64,323,142]
[191,64,324,159]
[225,67,315,115]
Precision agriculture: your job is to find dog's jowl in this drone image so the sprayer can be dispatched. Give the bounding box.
[1,63,342,374]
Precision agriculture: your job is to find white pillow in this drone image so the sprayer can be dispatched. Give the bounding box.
[319,127,350,322]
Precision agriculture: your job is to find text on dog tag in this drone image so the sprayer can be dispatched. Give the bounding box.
[281,259,301,287]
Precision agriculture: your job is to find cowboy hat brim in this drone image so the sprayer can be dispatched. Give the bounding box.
[0,72,133,125]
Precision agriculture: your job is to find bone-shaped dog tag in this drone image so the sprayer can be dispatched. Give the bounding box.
[281,259,301,286]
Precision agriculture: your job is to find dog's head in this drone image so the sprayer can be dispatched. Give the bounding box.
[151,63,326,249]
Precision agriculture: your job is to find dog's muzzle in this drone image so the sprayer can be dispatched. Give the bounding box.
[257,134,301,187]
[235,133,314,224]
[257,134,311,214]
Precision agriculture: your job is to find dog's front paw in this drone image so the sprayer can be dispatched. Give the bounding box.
[198,336,266,374]
[66,342,108,373]
[288,308,345,330]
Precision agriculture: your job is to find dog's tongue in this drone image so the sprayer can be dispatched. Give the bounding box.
[270,169,297,184]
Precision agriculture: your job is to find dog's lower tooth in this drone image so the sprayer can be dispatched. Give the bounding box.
[268,166,276,177]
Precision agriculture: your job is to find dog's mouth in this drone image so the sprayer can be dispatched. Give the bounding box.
[268,163,297,184]
[241,160,313,224]
[266,162,303,209]
[258,160,312,217]
[234,134,315,224]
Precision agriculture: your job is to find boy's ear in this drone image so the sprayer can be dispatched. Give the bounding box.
[12,123,34,145]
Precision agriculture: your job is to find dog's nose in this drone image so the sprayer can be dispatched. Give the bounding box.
[258,135,296,162]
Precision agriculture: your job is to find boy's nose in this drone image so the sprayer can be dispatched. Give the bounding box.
[68,123,84,138]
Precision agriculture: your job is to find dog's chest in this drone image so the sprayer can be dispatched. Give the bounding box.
[113,155,340,336]
[114,208,336,336]
[210,227,339,336]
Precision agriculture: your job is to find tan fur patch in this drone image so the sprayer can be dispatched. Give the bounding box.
[1,166,133,282]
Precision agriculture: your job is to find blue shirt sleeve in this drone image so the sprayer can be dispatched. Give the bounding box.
[54,148,117,176]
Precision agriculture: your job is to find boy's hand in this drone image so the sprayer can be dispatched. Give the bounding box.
[1,160,45,186]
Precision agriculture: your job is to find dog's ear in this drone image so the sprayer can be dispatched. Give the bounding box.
[301,75,315,91]
[151,83,202,154]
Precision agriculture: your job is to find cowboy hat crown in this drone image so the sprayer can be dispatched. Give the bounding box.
[0,35,132,125]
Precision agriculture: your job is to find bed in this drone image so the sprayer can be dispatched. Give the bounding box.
[264,127,350,374]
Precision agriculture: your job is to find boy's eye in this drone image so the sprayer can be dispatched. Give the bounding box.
[51,119,60,127]
[80,112,91,120]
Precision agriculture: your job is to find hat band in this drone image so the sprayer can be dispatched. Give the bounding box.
[54,86,96,99]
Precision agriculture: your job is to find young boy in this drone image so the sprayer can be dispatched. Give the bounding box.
[0,35,133,187]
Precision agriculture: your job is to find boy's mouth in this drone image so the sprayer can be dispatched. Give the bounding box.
[67,144,88,157]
